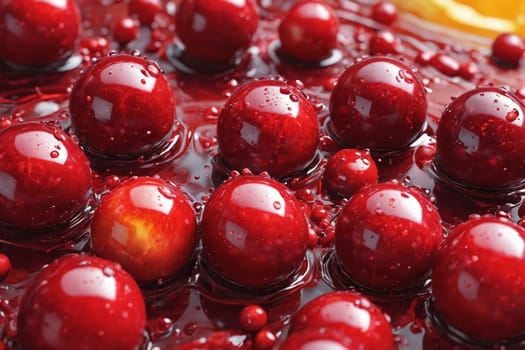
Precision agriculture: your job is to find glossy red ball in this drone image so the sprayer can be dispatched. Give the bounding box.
[324,148,378,198]
[128,0,162,25]
[335,182,442,290]
[289,291,394,349]
[91,177,197,283]
[0,0,80,67]
[113,17,139,45]
[0,253,10,281]
[201,175,309,288]
[369,31,401,55]
[175,0,259,64]
[329,57,427,151]
[69,54,175,157]
[278,0,339,62]
[436,87,525,189]
[279,328,355,350]
[432,216,525,341]
[217,79,319,178]
[17,254,146,350]
[0,123,92,230]
[371,2,398,25]
[238,305,267,332]
[491,32,525,66]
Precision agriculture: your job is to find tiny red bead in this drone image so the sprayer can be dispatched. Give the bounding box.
[278,0,339,62]
[201,175,309,288]
[335,182,442,290]
[429,52,460,76]
[491,32,525,67]
[330,56,428,151]
[91,177,198,283]
[369,31,401,55]
[0,254,10,280]
[432,216,525,341]
[254,329,276,350]
[69,54,175,157]
[238,305,268,332]
[371,1,398,25]
[175,0,259,64]
[113,17,139,45]
[17,254,146,350]
[0,123,92,230]
[128,0,162,25]
[217,79,319,178]
[436,87,525,189]
[324,148,378,198]
[0,0,80,67]
[289,291,395,349]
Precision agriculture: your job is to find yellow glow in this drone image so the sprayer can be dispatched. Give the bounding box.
[392,0,525,37]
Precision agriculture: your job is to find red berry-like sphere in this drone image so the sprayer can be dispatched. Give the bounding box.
[279,328,355,350]
[330,57,427,151]
[335,182,442,290]
[371,2,398,25]
[17,254,146,350]
[201,175,309,288]
[175,0,259,65]
[436,87,525,189]
[0,253,10,281]
[0,123,92,230]
[69,54,175,157]
[288,292,394,349]
[0,0,80,67]
[91,177,197,283]
[217,79,319,178]
[239,305,267,332]
[128,0,162,25]
[491,32,525,67]
[278,0,339,62]
[324,148,378,198]
[113,17,139,45]
[432,216,525,341]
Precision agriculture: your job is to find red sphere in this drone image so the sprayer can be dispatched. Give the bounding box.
[91,177,197,283]
[432,216,525,341]
[175,0,259,64]
[491,32,525,66]
[0,123,92,230]
[329,57,427,151]
[0,253,10,280]
[371,2,398,25]
[217,79,319,178]
[113,17,139,45]
[239,305,268,332]
[69,54,175,157]
[278,0,339,62]
[288,291,394,349]
[279,328,356,350]
[201,175,309,288]
[324,148,378,198]
[335,182,442,290]
[436,87,525,189]
[17,254,146,350]
[128,0,162,25]
[369,31,401,55]
[0,0,80,67]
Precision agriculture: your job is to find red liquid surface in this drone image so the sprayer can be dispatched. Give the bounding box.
[1,1,525,349]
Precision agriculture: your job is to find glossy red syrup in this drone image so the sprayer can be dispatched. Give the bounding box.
[1,1,525,350]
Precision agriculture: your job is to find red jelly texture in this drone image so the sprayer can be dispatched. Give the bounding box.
[329,56,428,151]
[432,216,525,342]
[436,87,525,189]
[278,0,339,62]
[69,54,175,158]
[91,177,197,284]
[17,254,146,350]
[0,0,80,67]
[324,148,378,198]
[217,79,319,178]
[201,175,308,288]
[335,182,442,291]
[0,123,92,230]
[289,291,395,349]
[175,0,259,65]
